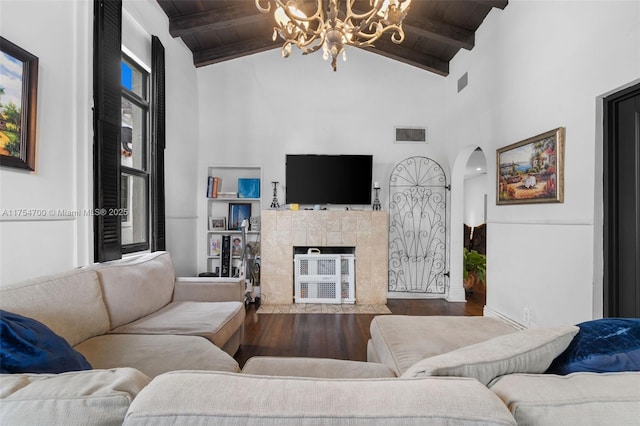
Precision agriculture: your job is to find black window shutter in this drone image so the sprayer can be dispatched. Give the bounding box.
[151,35,166,251]
[93,0,122,262]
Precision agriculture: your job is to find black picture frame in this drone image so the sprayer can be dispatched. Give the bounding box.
[228,203,251,230]
[0,37,38,171]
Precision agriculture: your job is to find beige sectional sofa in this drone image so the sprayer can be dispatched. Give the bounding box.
[1,251,245,424]
[121,314,640,425]
[122,315,639,425]
[367,315,640,425]
[3,255,639,425]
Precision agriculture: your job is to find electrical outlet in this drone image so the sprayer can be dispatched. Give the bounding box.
[523,308,530,327]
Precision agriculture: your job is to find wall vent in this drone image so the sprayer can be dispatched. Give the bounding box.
[458,72,468,93]
[395,127,427,143]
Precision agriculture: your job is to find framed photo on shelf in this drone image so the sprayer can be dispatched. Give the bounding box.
[496,127,565,205]
[0,37,38,171]
[231,236,243,257]
[208,216,226,231]
[209,235,221,256]
[228,203,251,230]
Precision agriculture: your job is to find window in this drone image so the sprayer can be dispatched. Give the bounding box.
[120,56,149,253]
[94,0,165,262]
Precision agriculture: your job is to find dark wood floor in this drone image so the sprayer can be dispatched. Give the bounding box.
[234,291,484,368]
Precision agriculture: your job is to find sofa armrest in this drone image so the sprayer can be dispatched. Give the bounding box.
[172,277,245,302]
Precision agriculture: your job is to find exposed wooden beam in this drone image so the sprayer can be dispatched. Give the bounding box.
[403,17,474,50]
[169,5,268,38]
[364,41,449,76]
[194,38,280,67]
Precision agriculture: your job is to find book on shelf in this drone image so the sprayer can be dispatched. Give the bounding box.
[207,176,213,198]
[221,235,231,277]
[206,176,222,198]
[217,191,237,198]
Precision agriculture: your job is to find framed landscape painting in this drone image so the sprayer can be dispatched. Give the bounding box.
[0,37,38,171]
[496,127,565,205]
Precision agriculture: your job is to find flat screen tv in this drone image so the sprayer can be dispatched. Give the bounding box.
[286,154,373,205]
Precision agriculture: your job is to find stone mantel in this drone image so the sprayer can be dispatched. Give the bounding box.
[260,210,389,305]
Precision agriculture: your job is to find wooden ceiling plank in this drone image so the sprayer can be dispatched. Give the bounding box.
[194,39,280,67]
[157,0,507,76]
[403,17,474,50]
[364,42,449,76]
[169,5,268,38]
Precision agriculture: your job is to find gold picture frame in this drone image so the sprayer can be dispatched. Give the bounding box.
[497,127,565,205]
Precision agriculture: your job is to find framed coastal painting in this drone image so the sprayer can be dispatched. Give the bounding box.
[496,127,565,205]
[0,37,38,171]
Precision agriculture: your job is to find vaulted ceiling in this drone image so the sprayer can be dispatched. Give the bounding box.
[156,0,508,76]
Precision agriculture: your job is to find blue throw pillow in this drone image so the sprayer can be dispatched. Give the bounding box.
[0,310,92,374]
[546,318,640,375]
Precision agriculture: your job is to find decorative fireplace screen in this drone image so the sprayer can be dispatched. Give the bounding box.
[294,253,355,304]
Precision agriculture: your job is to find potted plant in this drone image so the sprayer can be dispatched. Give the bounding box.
[463,248,486,291]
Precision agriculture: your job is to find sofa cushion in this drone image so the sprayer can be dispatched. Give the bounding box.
[0,310,92,374]
[402,326,578,385]
[74,334,240,378]
[0,368,150,426]
[369,315,518,375]
[92,252,176,329]
[0,269,110,346]
[489,372,640,425]
[546,318,640,374]
[241,356,397,378]
[109,301,244,349]
[124,371,517,426]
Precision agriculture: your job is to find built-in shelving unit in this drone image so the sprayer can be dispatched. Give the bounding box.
[198,165,262,279]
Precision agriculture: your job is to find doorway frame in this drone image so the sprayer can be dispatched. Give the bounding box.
[449,145,486,303]
[602,81,640,317]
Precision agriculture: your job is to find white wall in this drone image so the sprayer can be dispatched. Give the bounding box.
[196,48,447,199]
[194,1,640,315]
[3,0,638,327]
[0,0,198,284]
[444,0,640,326]
[464,174,487,227]
[195,47,449,274]
[0,0,92,285]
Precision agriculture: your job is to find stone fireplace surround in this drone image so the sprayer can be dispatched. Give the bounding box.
[260,210,389,305]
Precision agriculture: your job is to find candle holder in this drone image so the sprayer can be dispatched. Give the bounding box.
[372,187,381,211]
[270,181,280,209]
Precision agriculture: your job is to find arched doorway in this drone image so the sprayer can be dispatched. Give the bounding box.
[449,146,486,302]
[463,148,488,306]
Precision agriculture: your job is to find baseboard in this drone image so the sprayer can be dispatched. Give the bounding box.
[483,306,526,330]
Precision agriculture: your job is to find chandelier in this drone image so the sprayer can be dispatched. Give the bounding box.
[255,0,412,71]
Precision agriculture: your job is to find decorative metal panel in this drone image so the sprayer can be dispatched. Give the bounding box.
[388,157,448,295]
